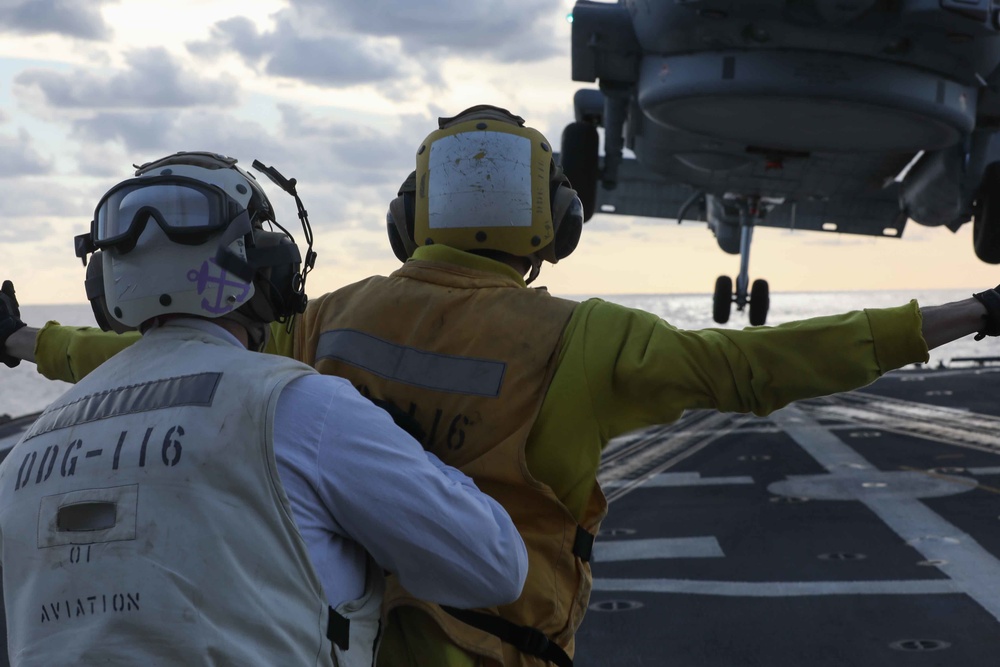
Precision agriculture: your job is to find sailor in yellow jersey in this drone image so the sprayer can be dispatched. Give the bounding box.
[4,107,1000,667]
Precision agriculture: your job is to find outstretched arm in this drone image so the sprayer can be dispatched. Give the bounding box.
[1,290,295,382]
[920,295,992,350]
[3,322,139,382]
[4,326,37,364]
[0,280,139,381]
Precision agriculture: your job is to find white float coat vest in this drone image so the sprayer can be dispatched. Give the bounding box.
[0,325,379,666]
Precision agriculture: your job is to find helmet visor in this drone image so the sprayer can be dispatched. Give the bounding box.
[427,131,534,230]
[93,176,239,251]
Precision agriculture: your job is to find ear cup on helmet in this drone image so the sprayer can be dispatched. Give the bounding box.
[386,218,408,262]
[386,171,419,261]
[85,251,135,334]
[85,251,113,332]
[537,163,585,263]
[241,230,306,321]
[386,195,416,262]
[551,184,584,260]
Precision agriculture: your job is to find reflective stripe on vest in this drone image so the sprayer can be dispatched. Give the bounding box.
[316,328,506,397]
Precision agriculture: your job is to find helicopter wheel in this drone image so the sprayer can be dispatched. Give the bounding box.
[560,121,600,221]
[749,279,769,326]
[974,162,1000,264]
[713,275,732,324]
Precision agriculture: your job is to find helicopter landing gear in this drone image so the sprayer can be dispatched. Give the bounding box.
[712,205,770,326]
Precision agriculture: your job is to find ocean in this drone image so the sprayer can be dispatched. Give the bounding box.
[2,288,995,419]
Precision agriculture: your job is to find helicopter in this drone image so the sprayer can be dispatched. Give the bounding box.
[560,0,1000,325]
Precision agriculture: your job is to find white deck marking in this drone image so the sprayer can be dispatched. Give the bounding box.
[594,538,724,562]
[967,467,1000,476]
[601,472,753,489]
[769,469,973,500]
[770,405,1000,622]
[592,578,960,596]
[769,409,875,471]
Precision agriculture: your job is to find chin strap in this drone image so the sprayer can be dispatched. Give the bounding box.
[972,285,1000,341]
[525,256,543,286]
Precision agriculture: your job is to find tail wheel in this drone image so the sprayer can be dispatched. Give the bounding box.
[749,279,770,326]
[713,275,733,324]
[560,121,600,222]
[974,162,1000,264]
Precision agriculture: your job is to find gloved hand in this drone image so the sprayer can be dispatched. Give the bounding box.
[0,280,26,367]
[972,284,1000,341]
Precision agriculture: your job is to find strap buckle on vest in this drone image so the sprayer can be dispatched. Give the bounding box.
[512,624,552,657]
[327,605,350,651]
[573,525,595,562]
[441,605,574,667]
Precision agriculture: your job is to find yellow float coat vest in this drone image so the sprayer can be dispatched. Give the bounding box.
[296,259,605,664]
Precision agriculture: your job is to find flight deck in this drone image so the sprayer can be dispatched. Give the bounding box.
[579,364,1000,666]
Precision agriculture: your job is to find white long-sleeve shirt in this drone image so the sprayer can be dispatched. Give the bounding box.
[190,319,527,609]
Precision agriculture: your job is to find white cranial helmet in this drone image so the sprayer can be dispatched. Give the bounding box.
[76,152,285,329]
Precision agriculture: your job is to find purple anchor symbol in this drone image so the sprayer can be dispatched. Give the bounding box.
[187,259,252,314]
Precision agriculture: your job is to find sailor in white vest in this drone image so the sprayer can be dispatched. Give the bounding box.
[0,152,528,666]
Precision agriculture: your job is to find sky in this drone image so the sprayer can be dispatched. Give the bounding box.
[0,0,997,308]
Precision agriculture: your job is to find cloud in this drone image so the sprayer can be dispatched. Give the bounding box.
[189,16,405,88]
[247,106,433,231]
[277,104,419,179]
[0,178,85,218]
[0,217,56,243]
[289,0,563,62]
[72,143,133,179]
[15,47,239,109]
[0,129,52,177]
[188,0,564,92]
[341,235,393,262]
[73,111,186,152]
[64,108,280,193]
[0,0,116,40]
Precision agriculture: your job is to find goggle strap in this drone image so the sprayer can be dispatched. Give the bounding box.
[215,246,254,282]
[207,210,255,273]
[216,209,253,247]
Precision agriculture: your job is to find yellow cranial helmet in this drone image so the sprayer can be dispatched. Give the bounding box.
[409,105,583,263]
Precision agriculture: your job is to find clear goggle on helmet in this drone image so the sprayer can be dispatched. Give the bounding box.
[77,155,267,258]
